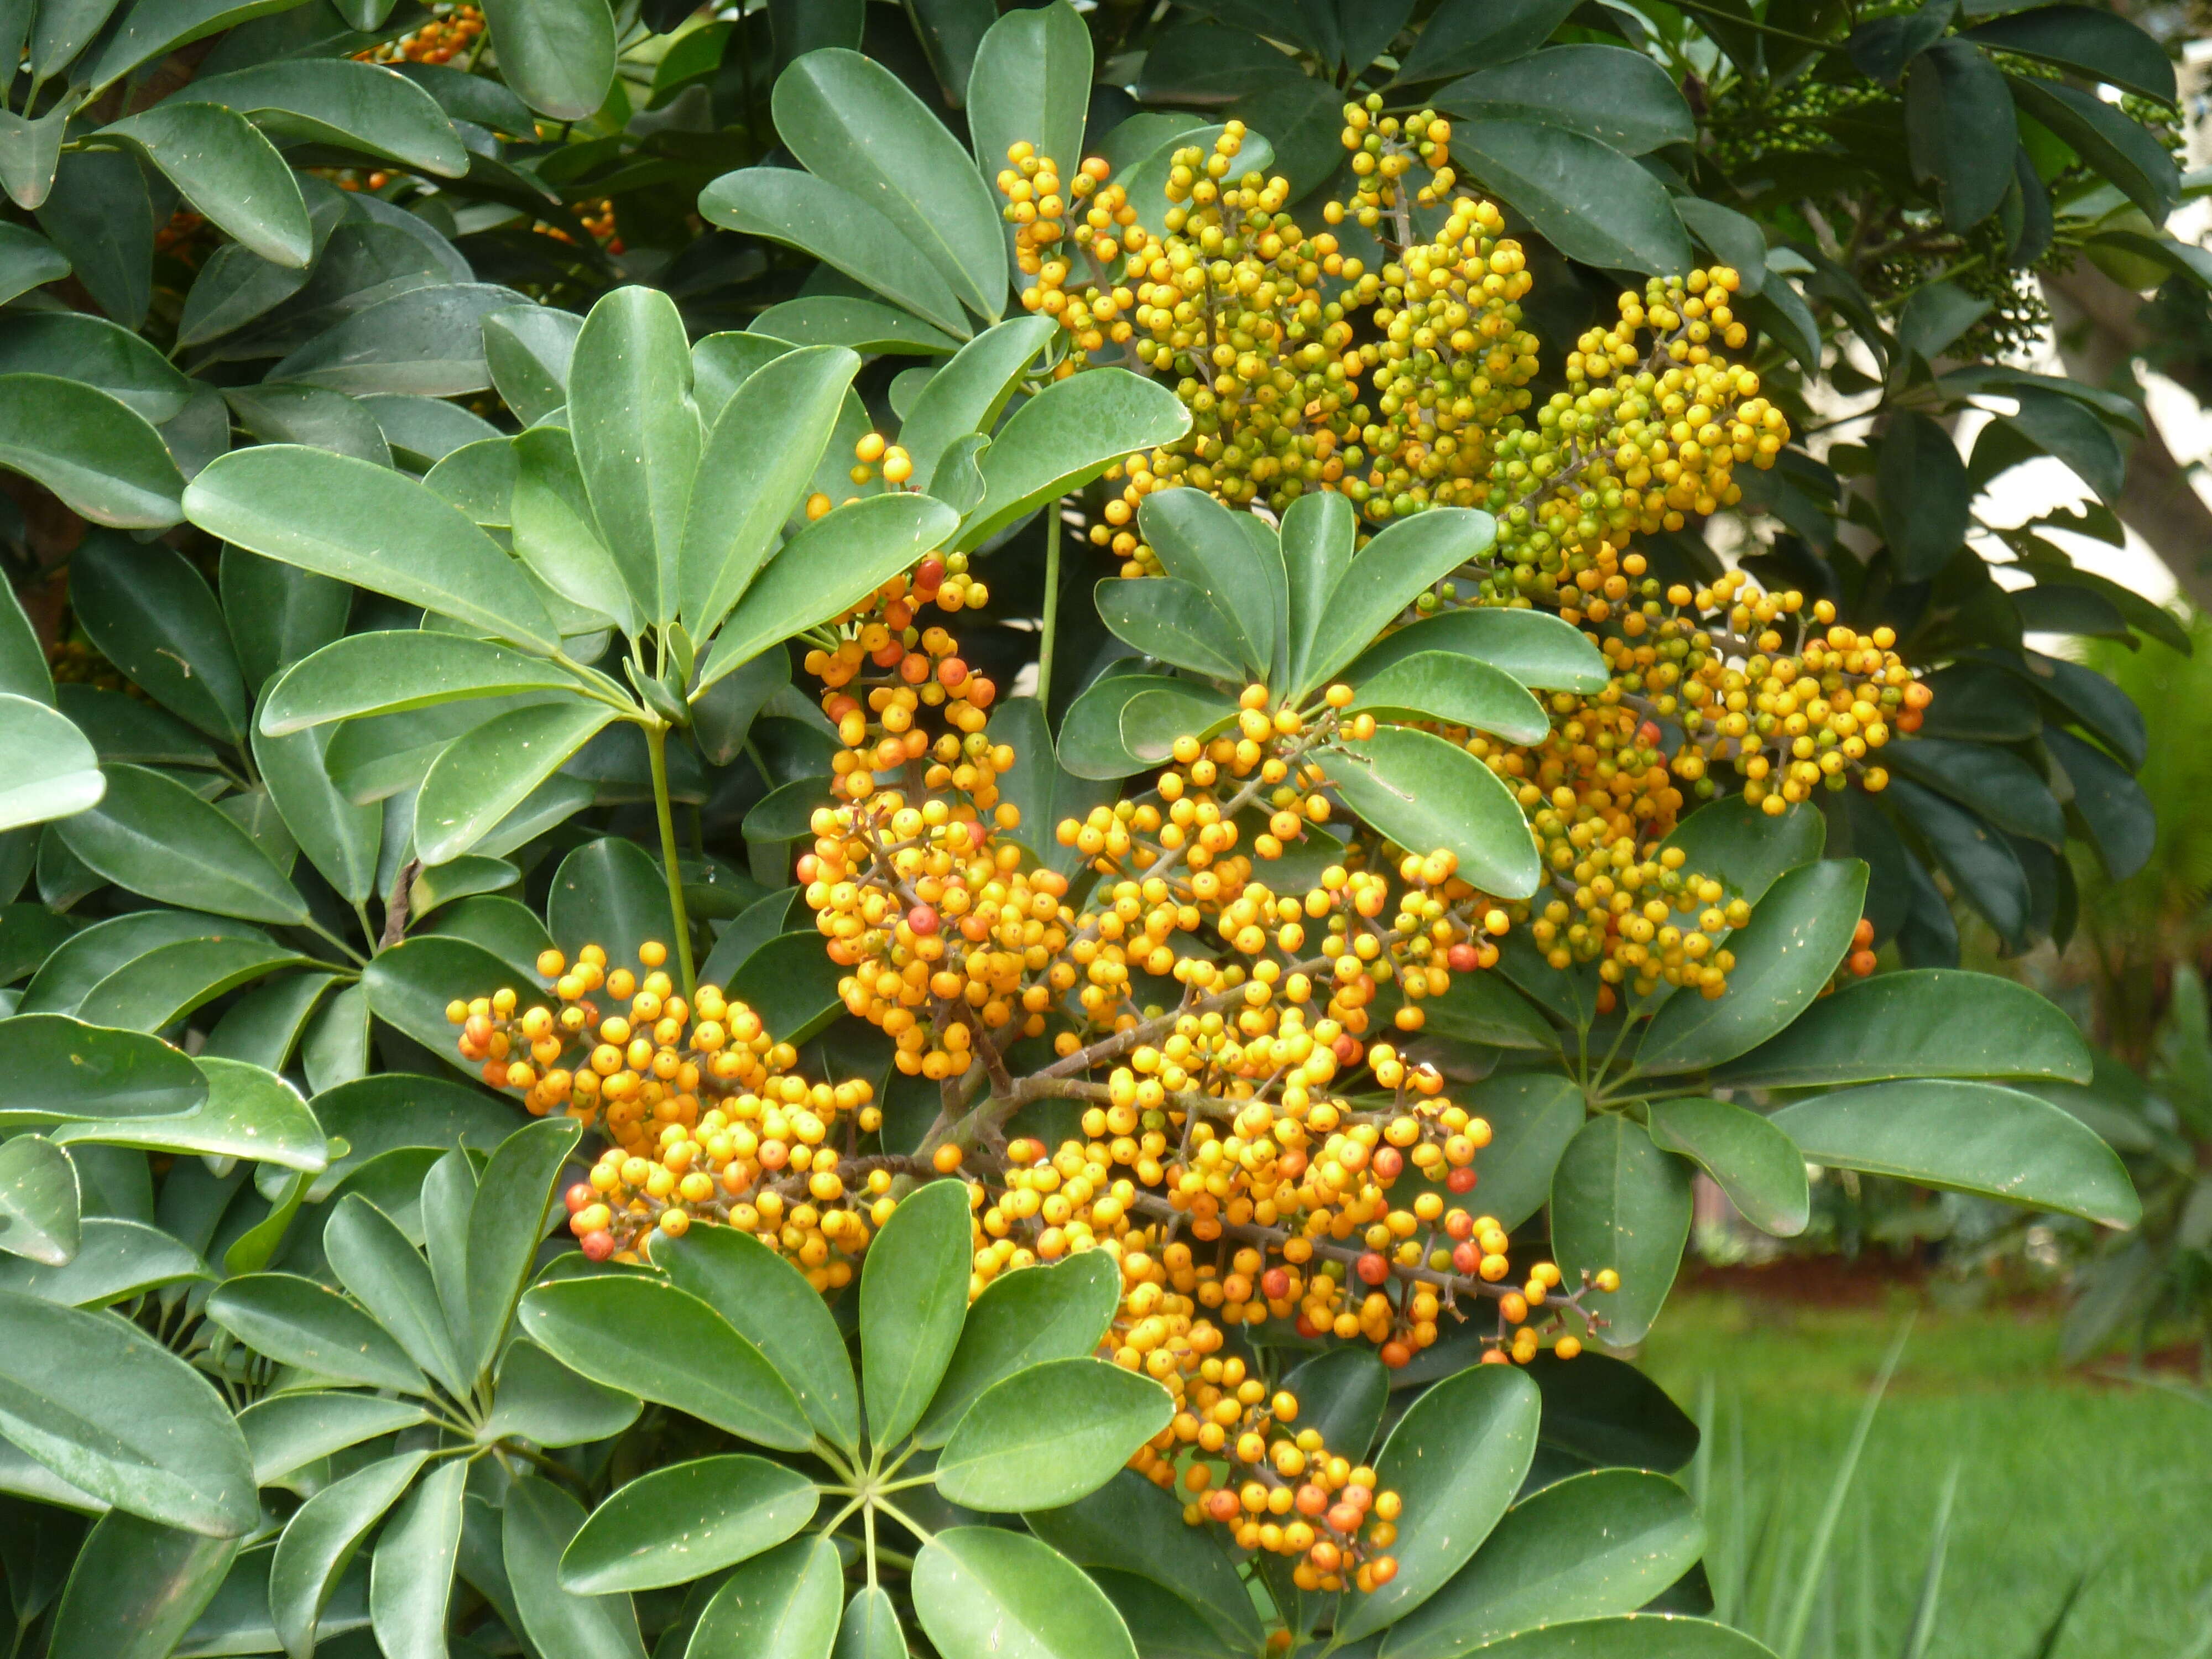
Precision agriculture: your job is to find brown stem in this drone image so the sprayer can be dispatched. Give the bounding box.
[379,858,421,951]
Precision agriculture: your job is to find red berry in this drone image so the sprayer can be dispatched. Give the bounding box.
[1379,1340,1411,1369]
[1447,1166,1478,1193]
[1444,1210,1474,1241]
[1447,943,1480,972]
[1371,1146,1402,1179]
[1452,1240,1480,1275]
[937,656,969,688]
[564,1182,593,1213]
[1357,1251,1390,1286]
[580,1230,615,1261]
[915,556,946,592]
[1261,1267,1291,1300]
[908,904,940,936]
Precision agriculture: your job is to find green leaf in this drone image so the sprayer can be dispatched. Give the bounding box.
[484,1339,641,1448]
[326,1194,468,1396]
[1135,489,1284,681]
[502,1477,648,1659]
[184,446,560,653]
[1121,682,1247,769]
[369,1454,466,1659]
[2008,72,2177,221]
[570,287,699,628]
[255,726,383,904]
[1658,796,1824,905]
[359,932,535,1066]
[1329,726,1541,898]
[545,836,675,977]
[1056,674,1233,779]
[1456,1071,1584,1230]
[1426,1617,1798,1655]
[937,1357,1172,1511]
[518,1277,813,1449]
[225,383,390,466]
[189,59,468,176]
[263,631,582,737]
[0,1135,77,1265]
[1351,650,1550,743]
[990,696,1120,878]
[775,49,1005,324]
[1114,124,1274,243]
[1335,1362,1540,1642]
[1391,0,1579,84]
[692,331,794,424]
[1903,41,2015,231]
[307,1074,520,1202]
[1632,858,1867,1076]
[685,1533,845,1659]
[679,344,859,638]
[0,374,186,528]
[560,1454,817,1594]
[0,695,105,833]
[1094,577,1248,680]
[1300,508,1498,693]
[0,1013,206,1125]
[366,395,501,465]
[898,315,1057,494]
[55,765,307,926]
[967,1,1091,218]
[1454,119,1691,274]
[74,938,314,1034]
[700,167,971,340]
[1548,1115,1693,1347]
[0,1287,258,1537]
[1277,490,1357,694]
[859,1176,977,1450]
[512,425,634,637]
[1278,1347,1390,1463]
[1436,45,1694,154]
[1772,1078,2140,1227]
[1517,1349,1698,1474]
[414,697,615,866]
[957,369,1192,549]
[463,1116,580,1379]
[93,102,310,267]
[1995,384,2126,505]
[696,493,960,693]
[220,545,352,697]
[204,969,338,1072]
[1380,1468,1705,1659]
[237,1391,429,1487]
[206,1272,428,1393]
[2046,725,2156,882]
[482,0,615,121]
[834,1586,906,1659]
[0,221,67,307]
[914,1528,1138,1659]
[1884,737,2064,848]
[752,295,961,356]
[1966,5,2173,101]
[483,304,580,426]
[1646,1097,1808,1237]
[47,1512,238,1659]
[69,533,246,742]
[916,1250,1120,1447]
[1715,968,2090,1089]
[651,1224,860,1453]
[1877,413,1971,584]
[269,281,515,399]
[1029,1472,1265,1654]
[271,1452,429,1659]
[0,311,194,424]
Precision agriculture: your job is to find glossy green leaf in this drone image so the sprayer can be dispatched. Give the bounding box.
[0,695,105,833]
[700,167,971,340]
[1876,412,1971,583]
[696,493,959,693]
[571,286,699,627]
[463,1116,580,1379]
[2008,72,2177,221]
[189,58,467,176]
[184,446,560,653]
[752,295,959,355]
[0,1013,206,1125]
[1884,737,2063,848]
[360,932,535,1065]
[685,1533,844,1659]
[268,281,514,399]
[519,1277,813,1449]
[47,1511,238,1659]
[546,836,675,978]
[1903,41,2015,230]
[1301,508,1498,692]
[651,1224,860,1452]
[1120,682,1246,769]
[225,383,390,465]
[18,914,237,1020]
[238,1391,429,1487]
[369,1454,466,1659]
[968,1,1091,212]
[679,344,859,638]
[833,1586,906,1659]
[366,394,500,465]
[1966,5,2173,101]
[264,632,582,737]
[1275,488,1355,693]
[0,221,67,307]
[74,937,313,1033]
[898,315,1056,493]
[512,425,634,637]
[271,1451,429,1659]
[0,1134,77,1265]
[561,1454,816,1594]
[326,1194,468,1396]
[483,304,580,426]
[1436,45,1693,154]
[1330,725,1541,898]
[1456,1072,1584,1230]
[1280,1348,1390,1462]
[0,1287,258,1537]
[93,102,310,267]
[775,49,1005,322]
[1339,603,1606,693]
[70,533,246,742]
[503,1476,648,1659]
[482,0,615,121]
[1391,0,1578,83]
[1658,796,1824,906]
[484,1338,641,1448]
[1633,859,1866,1076]
[937,1358,1172,1511]
[859,1176,977,1450]
[1772,1079,2140,1227]
[1056,673,1232,779]
[0,373,186,528]
[914,1528,1138,1659]
[0,311,193,424]
[1549,1115,1693,1347]
[1134,489,1284,680]
[57,1052,322,1171]
[1094,576,1248,680]
[1453,118,1692,273]
[220,545,352,696]
[1432,1616,1800,1656]
[1646,1097,1809,1237]
[414,697,615,866]
[307,1074,520,1202]
[917,1250,1121,1447]
[206,1272,427,1392]
[1029,1472,1265,1654]
[1715,968,2090,1089]
[204,969,337,1073]
[55,765,306,926]
[425,434,519,529]
[255,725,383,904]
[957,368,1190,549]
[990,695,1120,877]
[1352,650,1550,743]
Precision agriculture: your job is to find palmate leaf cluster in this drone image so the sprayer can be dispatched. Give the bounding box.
[0,1,2179,1656]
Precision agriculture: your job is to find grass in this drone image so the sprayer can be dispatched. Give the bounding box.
[1638,1286,2212,1659]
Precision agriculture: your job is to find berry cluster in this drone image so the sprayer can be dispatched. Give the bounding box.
[361,2,483,65]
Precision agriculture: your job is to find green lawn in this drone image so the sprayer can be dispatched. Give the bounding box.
[1638,1287,2212,1659]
